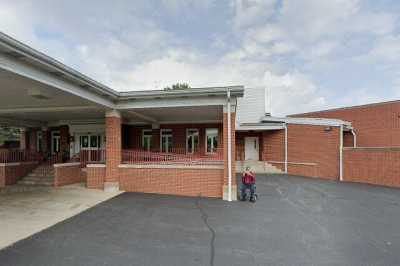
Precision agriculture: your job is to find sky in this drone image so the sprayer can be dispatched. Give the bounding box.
[1,0,400,116]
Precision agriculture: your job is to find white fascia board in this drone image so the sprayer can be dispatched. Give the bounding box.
[116,96,228,109]
[236,125,284,131]
[0,53,115,108]
[262,116,351,127]
[118,86,244,99]
[0,105,101,114]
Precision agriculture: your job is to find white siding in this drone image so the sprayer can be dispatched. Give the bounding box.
[236,87,266,124]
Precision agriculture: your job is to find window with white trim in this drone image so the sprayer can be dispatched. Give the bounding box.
[142,129,152,151]
[186,129,199,153]
[161,129,172,153]
[206,128,218,153]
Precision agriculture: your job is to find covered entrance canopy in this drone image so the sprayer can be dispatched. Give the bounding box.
[0,32,244,200]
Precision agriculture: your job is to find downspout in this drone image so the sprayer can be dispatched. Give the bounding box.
[227,89,232,201]
[351,129,357,147]
[284,123,288,174]
[339,125,343,181]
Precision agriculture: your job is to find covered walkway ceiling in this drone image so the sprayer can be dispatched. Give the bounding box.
[0,69,107,127]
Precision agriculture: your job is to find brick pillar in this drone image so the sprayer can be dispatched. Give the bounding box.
[152,124,160,152]
[223,106,237,201]
[105,110,122,192]
[19,128,27,150]
[28,129,37,151]
[41,127,49,154]
[59,125,69,161]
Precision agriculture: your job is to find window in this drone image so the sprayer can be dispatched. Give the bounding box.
[90,135,101,149]
[186,129,199,153]
[206,128,218,153]
[37,131,43,152]
[142,129,152,151]
[161,129,172,153]
[80,135,89,148]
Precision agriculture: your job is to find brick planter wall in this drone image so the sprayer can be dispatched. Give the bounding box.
[86,164,106,189]
[343,147,400,188]
[0,161,38,187]
[119,164,224,198]
[54,162,83,187]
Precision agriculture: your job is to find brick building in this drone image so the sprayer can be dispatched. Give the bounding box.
[0,32,398,199]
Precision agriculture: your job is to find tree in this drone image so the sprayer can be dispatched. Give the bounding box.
[164,83,191,90]
[0,127,20,145]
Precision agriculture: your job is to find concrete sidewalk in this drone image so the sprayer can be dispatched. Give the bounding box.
[0,183,121,250]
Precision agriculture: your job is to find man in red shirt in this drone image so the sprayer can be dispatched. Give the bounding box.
[240,167,256,202]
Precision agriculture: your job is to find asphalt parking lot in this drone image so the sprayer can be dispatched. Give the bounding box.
[1,174,400,266]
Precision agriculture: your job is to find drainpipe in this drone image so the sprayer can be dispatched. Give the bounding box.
[284,123,288,174]
[339,125,343,181]
[227,89,232,202]
[351,129,357,147]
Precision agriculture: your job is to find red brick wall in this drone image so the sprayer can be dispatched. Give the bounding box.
[86,165,106,189]
[27,129,37,151]
[152,128,160,152]
[0,162,38,187]
[59,125,69,155]
[105,116,121,182]
[54,163,83,187]
[254,125,340,179]
[287,124,340,180]
[343,147,400,188]
[293,101,400,147]
[127,123,223,154]
[261,130,285,171]
[119,166,223,197]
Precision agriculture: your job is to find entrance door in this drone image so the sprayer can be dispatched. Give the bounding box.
[245,137,259,160]
[79,134,102,162]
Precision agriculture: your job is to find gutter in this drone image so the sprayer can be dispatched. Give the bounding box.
[351,129,357,147]
[284,123,288,174]
[118,86,244,100]
[339,124,343,181]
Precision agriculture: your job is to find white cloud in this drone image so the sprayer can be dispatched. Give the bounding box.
[232,0,277,28]
[265,71,327,116]
[356,35,400,63]
[0,0,399,116]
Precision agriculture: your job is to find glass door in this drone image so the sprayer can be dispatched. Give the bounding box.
[80,134,102,162]
[186,129,199,154]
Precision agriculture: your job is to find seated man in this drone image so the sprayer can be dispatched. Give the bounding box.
[240,167,256,202]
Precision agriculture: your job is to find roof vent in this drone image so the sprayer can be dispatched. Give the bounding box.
[27,88,51,100]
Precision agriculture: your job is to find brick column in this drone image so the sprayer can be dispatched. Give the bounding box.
[28,129,37,151]
[41,127,49,154]
[105,110,122,192]
[19,128,27,150]
[222,105,237,201]
[152,124,160,152]
[59,125,69,162]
